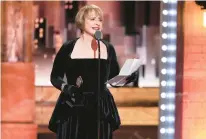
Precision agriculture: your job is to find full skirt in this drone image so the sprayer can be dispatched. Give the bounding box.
[56,93,118,139]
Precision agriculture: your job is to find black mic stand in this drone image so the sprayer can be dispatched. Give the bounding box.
[97,38,101,139]
[94,30,103,139]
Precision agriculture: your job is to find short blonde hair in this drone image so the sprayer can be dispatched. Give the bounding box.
[75,4,104,31]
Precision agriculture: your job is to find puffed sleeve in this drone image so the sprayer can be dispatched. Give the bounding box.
[108,44,120,80]
[50,42,68,91]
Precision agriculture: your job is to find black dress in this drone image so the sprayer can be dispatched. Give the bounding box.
[48,38,121,139]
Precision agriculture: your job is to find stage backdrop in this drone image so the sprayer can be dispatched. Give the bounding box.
[32,1,161,87]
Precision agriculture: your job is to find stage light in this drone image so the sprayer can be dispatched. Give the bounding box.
[168,45,176,51]
[43,54,47,59]
[169,9,177,15]
[167,80,175,86]
[167,68,175,75]
[162,10,168,15]
[161,92,176,99]
[167,104,175,110]
[161,57,167,63]
[40,18,44,23]
[160,128,166,134]
[160,116,166,122]
[168,33,176,39]
[162,33,168,39]
[161,92,166,98]
[35,18,39,23]
[39,28,44,33]
[162,45,168,51]
[65,5,68,9]
[161,104,166,110]
[161,81,167,86]
[159,0,177,139]
[168,21,177,27]
[161,69,167,74]
[35,24,39,29]
[167,128,175,134]
[34,44,38,49]
[168,57,176,63]
[39,33,43,38]
[167,116,175,122]
[169,0,177,3]
[167,92,175,98]
[163,0,168,3]
[34,39,38,44]
[68,5,73,9]
[162,22,168,27]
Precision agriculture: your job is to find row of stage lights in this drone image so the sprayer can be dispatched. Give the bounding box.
[64,0,78,23]
[34,17,46,49]
[35,18,45,38]
[64,0,73,10]
[159,0,177,139]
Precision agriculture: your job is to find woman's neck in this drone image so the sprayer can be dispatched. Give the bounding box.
[81,33,95,43]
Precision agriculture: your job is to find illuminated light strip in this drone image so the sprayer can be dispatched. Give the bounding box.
[159,1,177,139]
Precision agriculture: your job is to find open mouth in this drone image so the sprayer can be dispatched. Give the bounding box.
[92,27,100,30]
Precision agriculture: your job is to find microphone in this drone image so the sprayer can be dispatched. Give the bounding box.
[94,30,102,40]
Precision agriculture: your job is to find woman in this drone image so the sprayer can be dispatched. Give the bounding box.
[48,4,121,139]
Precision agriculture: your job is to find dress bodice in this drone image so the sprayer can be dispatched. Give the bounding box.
[65,59,108,92]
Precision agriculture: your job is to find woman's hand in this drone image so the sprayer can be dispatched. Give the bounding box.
[63,85,80,97]
[63,76,83,97]
[76,76,83,88]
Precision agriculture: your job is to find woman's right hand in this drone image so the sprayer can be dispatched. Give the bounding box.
[63,85,80,98]
[63,76,83,98]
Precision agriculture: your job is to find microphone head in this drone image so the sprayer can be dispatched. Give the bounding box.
[94,30,102,40]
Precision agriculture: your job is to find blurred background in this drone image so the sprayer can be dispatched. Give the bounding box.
[2,1,162,87]
[1,1,206,139]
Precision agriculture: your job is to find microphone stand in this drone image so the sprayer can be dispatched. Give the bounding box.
[97,39,101,139]
[94,30,102,139]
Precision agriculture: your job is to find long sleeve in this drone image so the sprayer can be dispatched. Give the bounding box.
[50,43,68,91]
[108,45,120,80]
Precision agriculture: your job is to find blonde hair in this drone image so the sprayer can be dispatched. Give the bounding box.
[75,4,104,31]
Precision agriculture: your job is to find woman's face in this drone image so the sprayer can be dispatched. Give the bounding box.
[83,10,103,36]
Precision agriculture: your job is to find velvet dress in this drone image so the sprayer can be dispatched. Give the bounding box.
[48,38,121,139]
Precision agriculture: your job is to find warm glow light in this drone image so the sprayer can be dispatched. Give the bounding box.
[68,5,73,9]
[40,18,44,23]
[35,24,39,28]
[35,18,39,23]
[64,5,68,9]
[34,44,38,49]
[203,10,206,28]
[39,33,43,38]
[39,28,44,33]
[34,39,38,43]
[44,54,47,59]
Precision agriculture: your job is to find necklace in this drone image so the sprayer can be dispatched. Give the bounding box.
[80,36,98,58]
[91,39,98,58]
